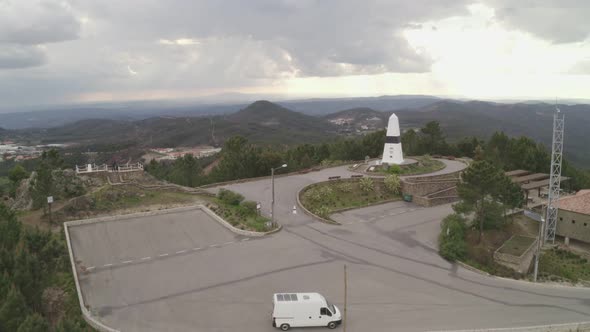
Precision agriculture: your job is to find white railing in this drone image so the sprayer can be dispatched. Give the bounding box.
[75,162,143,174]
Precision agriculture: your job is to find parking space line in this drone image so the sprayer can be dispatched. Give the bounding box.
[223,241,234,245]
[209,244,220,248]
[159,253,169,257]
[103,263,113,267]
[241,238,250,242]
[86,266,95,270]
[192,247,201,251]
[122,260,133,264]
[141,257,151,260]
[176,250,187,254]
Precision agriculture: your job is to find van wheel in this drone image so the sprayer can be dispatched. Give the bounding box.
[280,323,290,331]
[328,321,337,329]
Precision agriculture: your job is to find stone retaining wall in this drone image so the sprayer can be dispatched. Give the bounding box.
[401,169,462,207]
[494,235,538,274]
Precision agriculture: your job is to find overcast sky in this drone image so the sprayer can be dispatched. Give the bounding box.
[1,0,589,109]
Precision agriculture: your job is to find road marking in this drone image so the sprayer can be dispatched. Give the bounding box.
[209,244,220,248]
[241,238,250,242]
[141,257,151,260]
[176,250,187,254]
[159,253,169,257]
[122,260,133,264]
[86,266,95,270]
[192,247,201,251]
[103,263,113,267]
[223,241,234,245]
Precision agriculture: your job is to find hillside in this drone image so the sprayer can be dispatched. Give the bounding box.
[279,95,441,115]
[323,101,590,167]
[14,101,336,148]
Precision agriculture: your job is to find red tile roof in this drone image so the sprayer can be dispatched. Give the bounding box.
[557,190,590,215]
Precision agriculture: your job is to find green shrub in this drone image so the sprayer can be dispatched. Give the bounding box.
[336,182,353,193]
[314,206,331,219]
[387,165,402,174]
[439,214,467,261]
[384,174,401,194]
[359,177,375,192]
[217,188,244,206]
[241,201,258,215]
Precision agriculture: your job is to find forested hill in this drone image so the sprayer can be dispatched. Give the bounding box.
[395,101,590,167]
[17,100,336,148]
[321,101,590,167]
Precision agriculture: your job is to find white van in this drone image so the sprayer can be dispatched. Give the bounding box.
[272,293,342,330]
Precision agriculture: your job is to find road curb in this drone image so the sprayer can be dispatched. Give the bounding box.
[428,320,590,332]
[296,183,341,225]
[64,222,121,332]
[201,204,282,237]
[456,260,590,290]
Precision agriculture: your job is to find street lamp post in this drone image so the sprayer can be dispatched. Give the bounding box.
[271,163,287,228]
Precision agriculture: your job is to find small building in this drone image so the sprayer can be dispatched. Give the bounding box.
[556,190,590,244]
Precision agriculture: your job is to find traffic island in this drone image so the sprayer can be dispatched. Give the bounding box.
[298,177,401,223]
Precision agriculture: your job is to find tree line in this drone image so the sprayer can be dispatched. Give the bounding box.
[146,121,590,191]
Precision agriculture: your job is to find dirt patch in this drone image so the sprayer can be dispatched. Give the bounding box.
[42,287,66,326]
[498,235,536,256]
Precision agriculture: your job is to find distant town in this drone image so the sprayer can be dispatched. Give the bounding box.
[0,140,68,162]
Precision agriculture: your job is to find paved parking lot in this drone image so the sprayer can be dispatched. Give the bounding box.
[66,164,590,332]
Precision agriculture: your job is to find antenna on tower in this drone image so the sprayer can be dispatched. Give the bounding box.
[544,104,565,244]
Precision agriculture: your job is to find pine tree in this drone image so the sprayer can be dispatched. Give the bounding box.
[17,313,49,332]
[0,286,29,332]
[456,160,503,242]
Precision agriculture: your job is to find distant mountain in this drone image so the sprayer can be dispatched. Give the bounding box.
[279,95,442,115]
[17,101,336,148]
[0,95,442,129]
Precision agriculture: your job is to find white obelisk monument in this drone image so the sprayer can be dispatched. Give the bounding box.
[381,113,404,165]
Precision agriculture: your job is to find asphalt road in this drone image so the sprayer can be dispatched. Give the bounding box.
[68,161,590,332]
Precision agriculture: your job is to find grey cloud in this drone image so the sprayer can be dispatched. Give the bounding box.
[0,45,46,69]
[72,0,470,76]
[484,0,590,43]
[0,0,80,44]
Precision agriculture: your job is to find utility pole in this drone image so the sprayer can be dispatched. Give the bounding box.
[344,264,348,332]
[270,164,287,228]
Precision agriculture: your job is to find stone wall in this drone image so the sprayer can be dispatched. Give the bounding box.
[493,236,538,274]
[401,170,462,207]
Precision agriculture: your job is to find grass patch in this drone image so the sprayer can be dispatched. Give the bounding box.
[300,178,400,219]
[90,185,197,211]
[539,247,590,283]
[497,235,536,256]
[209,198,271,232]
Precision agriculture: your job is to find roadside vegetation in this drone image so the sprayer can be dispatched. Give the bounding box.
[538,248,590,283]
[0,203,91,331]
[300,175,401,220]
[208,189,271,232]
